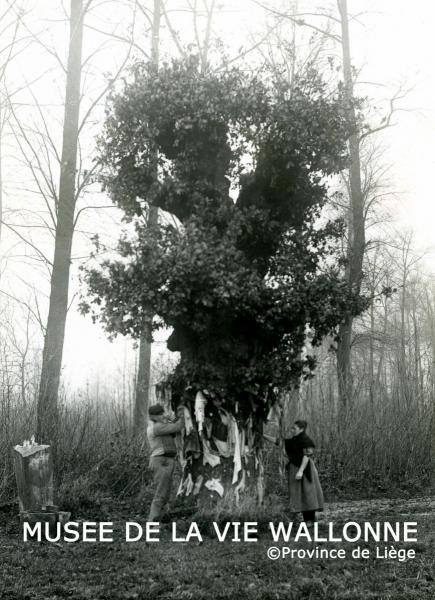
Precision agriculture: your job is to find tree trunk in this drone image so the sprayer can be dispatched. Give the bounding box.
[368,289,375,408]
[399,267,410,406]
[37,0,84,445]
[336,0,365,409]
[0,101,3,246]
[173,409,266,513]
[337,320,352,408]
[426,289,435,399]
[375,296,388,392]
[134,320,152,434]
[410,291,421,409]
[133,0,161,436]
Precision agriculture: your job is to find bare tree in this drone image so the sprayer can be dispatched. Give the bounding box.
[0,0,27,246]
[0,0,136,447]
[36,0,85,445]
[335,0,409,409]
[253,0,411,411]
[333,0,365,409]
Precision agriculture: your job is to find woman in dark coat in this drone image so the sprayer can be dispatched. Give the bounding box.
[284,420,324,523]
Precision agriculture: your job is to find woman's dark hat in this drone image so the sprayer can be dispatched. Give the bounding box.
[148,404,164,416]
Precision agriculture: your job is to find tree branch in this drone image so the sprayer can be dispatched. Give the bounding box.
[249,0,342,43]
[2,221,53,266]
[359,87,413,142]
[162,0,186,58]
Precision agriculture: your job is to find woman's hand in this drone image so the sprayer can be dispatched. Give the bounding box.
[176,405,186,418]
[296,456,309,479]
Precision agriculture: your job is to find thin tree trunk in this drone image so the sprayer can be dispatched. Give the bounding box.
[336,0,365,409]
[0,102,3,246]
[37,0,84,445]
[367,250,379,409]
[369,294,375,407]
[428,290,435,476]
[134,320,153,433]
[426,290,435,398]
[375,296,388,391]
[133,0,161,436]
[399,267,410,406]
[410,290,421,409]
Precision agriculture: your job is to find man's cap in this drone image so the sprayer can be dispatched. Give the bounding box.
[148,404,164,416]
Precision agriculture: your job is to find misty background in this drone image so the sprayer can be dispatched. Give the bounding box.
[0,0,434,501]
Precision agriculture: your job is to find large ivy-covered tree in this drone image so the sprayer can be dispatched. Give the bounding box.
[81,56,365,422]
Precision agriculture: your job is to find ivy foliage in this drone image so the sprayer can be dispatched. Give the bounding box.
[80,56,367,417]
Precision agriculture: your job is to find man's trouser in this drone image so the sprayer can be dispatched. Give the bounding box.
[148,455,175,521]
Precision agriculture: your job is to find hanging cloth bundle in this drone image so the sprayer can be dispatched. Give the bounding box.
[194,391,207,433]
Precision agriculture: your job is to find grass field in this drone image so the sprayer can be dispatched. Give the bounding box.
[0,496,434,600]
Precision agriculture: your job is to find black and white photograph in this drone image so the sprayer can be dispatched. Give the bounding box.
[0,1,434,598]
